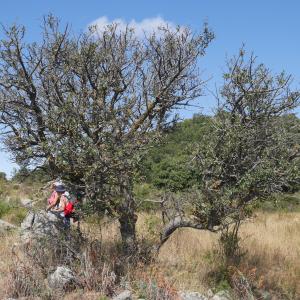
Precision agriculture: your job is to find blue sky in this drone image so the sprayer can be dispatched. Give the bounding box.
[0,0,300,177]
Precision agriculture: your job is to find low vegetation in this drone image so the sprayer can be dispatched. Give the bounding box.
[0,203,299,299]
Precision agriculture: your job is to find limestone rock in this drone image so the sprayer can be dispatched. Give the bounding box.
[113,290,132,300]
[179,291,208,300]
[0,219,17,232]
[48,266,76,291]
[20,198,33,208]
[207,289,214,298]
[20,211,35,230]
[20,210,65,242]
[211,290,232,300]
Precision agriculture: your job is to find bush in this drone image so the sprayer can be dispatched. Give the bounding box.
[0,201,11,218]
[4,207,27,225]
[258,194,300,212]
[133,272,178,300]
[205,222,257,299]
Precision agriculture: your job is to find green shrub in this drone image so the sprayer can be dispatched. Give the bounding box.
[258,193,300,212]
[134,183,160,211]
[0,201,12,218]
[6,207,27,225]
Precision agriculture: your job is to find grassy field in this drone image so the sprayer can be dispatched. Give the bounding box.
[0,188,299,299]
[157,212,300,298]
[79,210,300,299]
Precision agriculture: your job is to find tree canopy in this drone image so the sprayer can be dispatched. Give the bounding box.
[159,51,300,245]
[0,15,214,252]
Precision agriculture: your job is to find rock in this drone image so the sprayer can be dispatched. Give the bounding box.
[254,289,272,300]
[48,266,76,291]
[63,291,104,300]
[20,198,33,208]
[211,290,232,300]
[112,290,132,300]
[207,289,214,298]
[20,210,66,242]
[20,211,35,230]
[0,219,17,232]
[179,291,208,300]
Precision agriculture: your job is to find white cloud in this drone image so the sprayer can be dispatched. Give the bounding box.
[88,16,177,37]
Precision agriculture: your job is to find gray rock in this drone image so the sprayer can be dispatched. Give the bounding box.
[207,289,214,298]
[20,198,33,208]
[0,219,17,232]
[113,290,132,300]
[20,211,35,230]
[48,266,76,291]
[212,290,232,300]
[179,291,208,300]
[20,210,65,242]
[256,289,271,300]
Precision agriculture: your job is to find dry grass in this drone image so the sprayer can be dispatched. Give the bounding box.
[63,211,300,298]
[240,212,300,297]
[156,212,300,298]
[0,233,17,299]
[0,211,299,299]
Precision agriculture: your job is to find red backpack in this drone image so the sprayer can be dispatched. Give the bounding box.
[64,201,74,217]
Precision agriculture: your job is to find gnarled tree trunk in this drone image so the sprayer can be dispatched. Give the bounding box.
[118,210,137,255]
[118,178,138,255]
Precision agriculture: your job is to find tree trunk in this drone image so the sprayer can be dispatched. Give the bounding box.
[118,177,138,255]
[118,210,137,255]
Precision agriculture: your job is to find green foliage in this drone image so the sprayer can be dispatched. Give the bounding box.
[11,167,51,184]
[0,198,27,225]
[192,50,300,228]
[5,207,27,225]
[0,172,7,181]
[144,214,161,240]
[141,115,212,191]
[0,201,11,218]
[151,156,194,191]
[257,193,300,212]
[133,183,160,211]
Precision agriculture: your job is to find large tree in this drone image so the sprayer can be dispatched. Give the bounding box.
[0,16,214,253]
[160,50,300,245]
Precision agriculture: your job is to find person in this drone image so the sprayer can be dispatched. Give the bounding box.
[47,180,63,207]
[46,185,70,228]
[63,191,83,231]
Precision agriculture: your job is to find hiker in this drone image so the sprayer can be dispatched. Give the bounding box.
[62,191,73,229]
[46,184,70,228]
[47,180,63,207]
[63,191,83,232]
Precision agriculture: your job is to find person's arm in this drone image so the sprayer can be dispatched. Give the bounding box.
[46,193,59,211]
[55,197,67,212]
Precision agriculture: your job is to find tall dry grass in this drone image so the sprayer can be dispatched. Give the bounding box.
[0,211,299,299]
[156,212,300,298]
[61,211,300,298]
